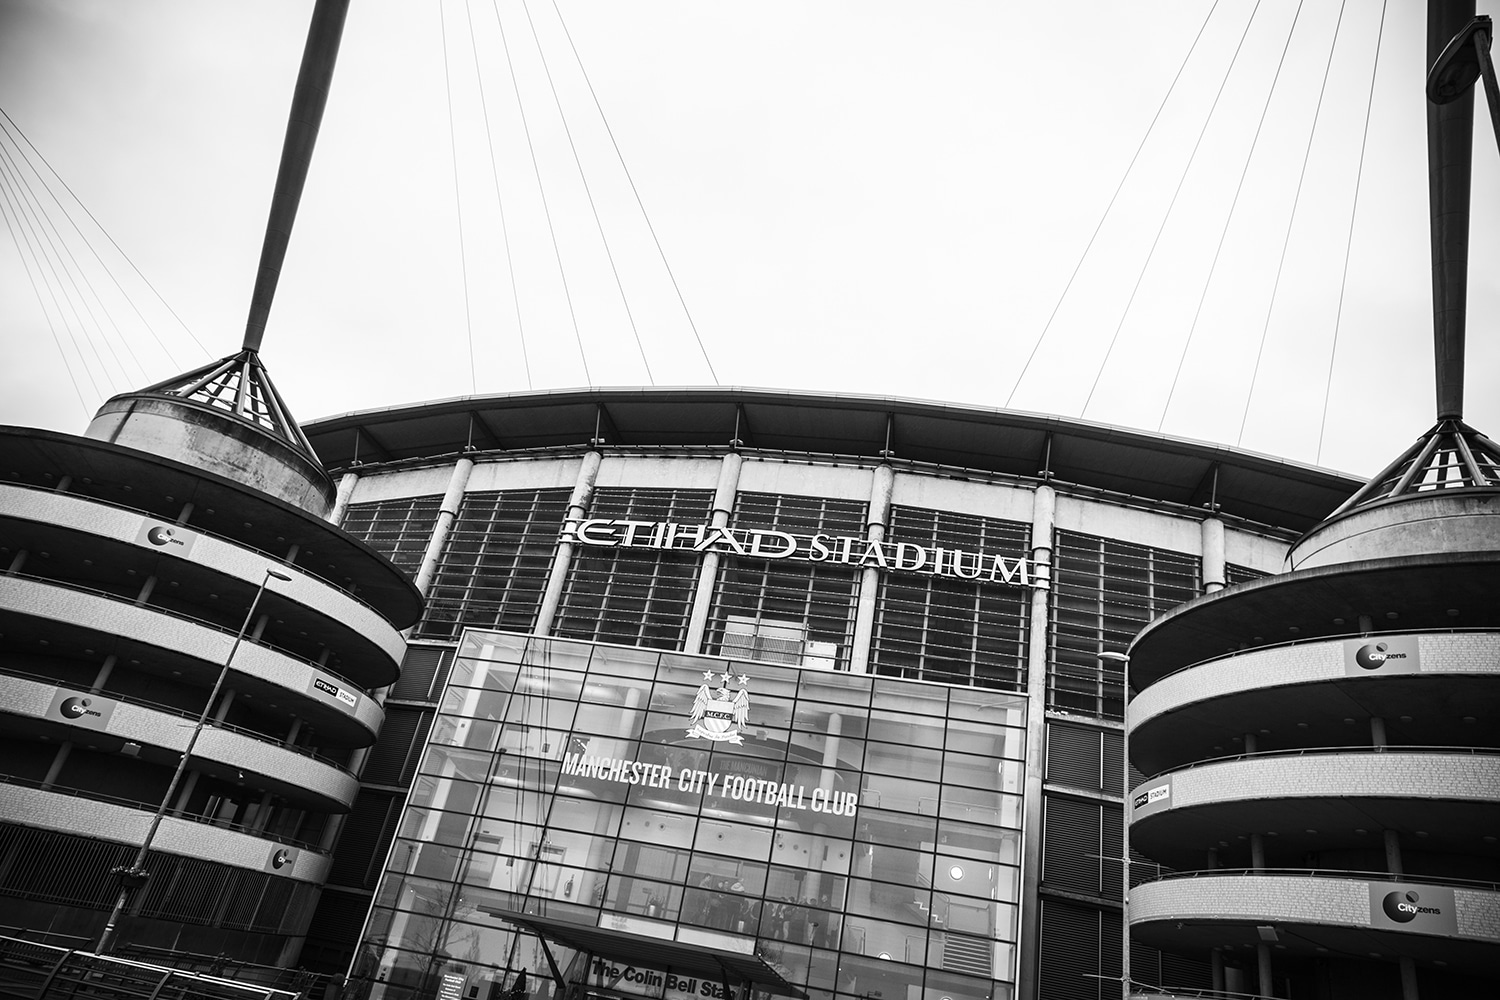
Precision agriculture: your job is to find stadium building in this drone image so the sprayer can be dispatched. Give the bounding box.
[297,387,1360,999]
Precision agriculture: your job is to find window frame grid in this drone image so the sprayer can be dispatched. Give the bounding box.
[553,487,715,650]
[1048,531,1200,720]
[870,506,1030,691]
[416,488,573,641]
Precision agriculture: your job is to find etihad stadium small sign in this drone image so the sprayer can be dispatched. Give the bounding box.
[562,518,1033,587]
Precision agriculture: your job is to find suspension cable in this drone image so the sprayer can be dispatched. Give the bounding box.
[439,2,479,395]
[549,0,721,385]
[0,107,206,362]
[0,132,146,386]
[1240,0,1337,446]
[1157,2,1308,430]
[1318,1,1388,465]
[1003,1,1222,409]
[465,1,533,390]
[491,0,593,386]
[1080,2,1271,418]
[0,161,90,415]
[521,0,654,385]
[0,146,108,398]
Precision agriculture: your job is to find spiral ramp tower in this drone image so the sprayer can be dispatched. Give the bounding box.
[1124,3,1500,997]
[0,378,419,960]
[0,0,421,964]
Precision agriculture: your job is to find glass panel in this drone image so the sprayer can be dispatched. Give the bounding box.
[619,805,697,848]
[429,714,499,750]
[768,832,853,877]
[863,741,940,782]
[865,710,945,750]
[871,677,949,715]
[834,952,922,1000]
[449,655,519,691]
[457,630,528,665]
[938,785,1020,828]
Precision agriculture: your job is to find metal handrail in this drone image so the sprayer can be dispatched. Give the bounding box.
[0,570,373,694]
[0,773,329,854]
[0,663,355,774]
[2,478,392,624]
[0,934,302,1000]
[1135,743,1500,784]
[1126,983,1278,1000]
[1138,625,1500,687]
[1139,865,1500,893]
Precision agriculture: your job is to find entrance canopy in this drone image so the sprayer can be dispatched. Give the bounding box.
[482,908,808,1000]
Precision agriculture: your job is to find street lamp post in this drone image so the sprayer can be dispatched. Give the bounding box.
[96,566,293,954]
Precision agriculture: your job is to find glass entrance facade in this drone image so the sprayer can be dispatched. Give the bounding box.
[357,631,1027,1000]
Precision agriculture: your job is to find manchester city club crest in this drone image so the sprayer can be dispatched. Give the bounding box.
[687,670,751,744]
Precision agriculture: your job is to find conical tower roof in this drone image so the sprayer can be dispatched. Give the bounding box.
[136,348,320,461]
[1326,417,1500,519]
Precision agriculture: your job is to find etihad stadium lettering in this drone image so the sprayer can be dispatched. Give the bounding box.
[563,518,1032,586]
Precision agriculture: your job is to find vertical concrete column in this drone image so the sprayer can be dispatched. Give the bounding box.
[684,452,743,654]
[1251,827,1274,999]
[535,451,603,636]
[1384,829,1403,875]
[1371,717,1388,748]
[1016,484,1054,999]
[847,464,894,675]
[413,457,475,596]
[41,743,72,789]
[172,772,200,815]
[90,654,118,693]
[1256,945,1274,1000]
[1201,516,1226,593]
[800,712,842,906]
[329,471,360,525]
[1399,958,1419,1000]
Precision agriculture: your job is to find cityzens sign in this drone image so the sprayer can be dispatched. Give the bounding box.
[1367,881,1457,934]
[563,518,1033,587]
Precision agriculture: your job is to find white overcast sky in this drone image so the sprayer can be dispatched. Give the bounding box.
[1,1,1497,479]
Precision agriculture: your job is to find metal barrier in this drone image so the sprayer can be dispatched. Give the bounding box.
[0,936,302,1000]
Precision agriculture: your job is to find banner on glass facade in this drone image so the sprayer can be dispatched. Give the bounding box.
[563,518,1032,586]
[562,752,860,817]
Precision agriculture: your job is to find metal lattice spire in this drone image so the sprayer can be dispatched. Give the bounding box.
[1327,417,1500,517]
[137,348,318,459]
[1332,3,1500,518]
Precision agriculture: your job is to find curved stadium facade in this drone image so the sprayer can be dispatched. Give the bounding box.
[295,388,1365,1000]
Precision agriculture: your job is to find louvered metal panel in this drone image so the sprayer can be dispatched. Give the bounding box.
[1045,722,1102,791]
